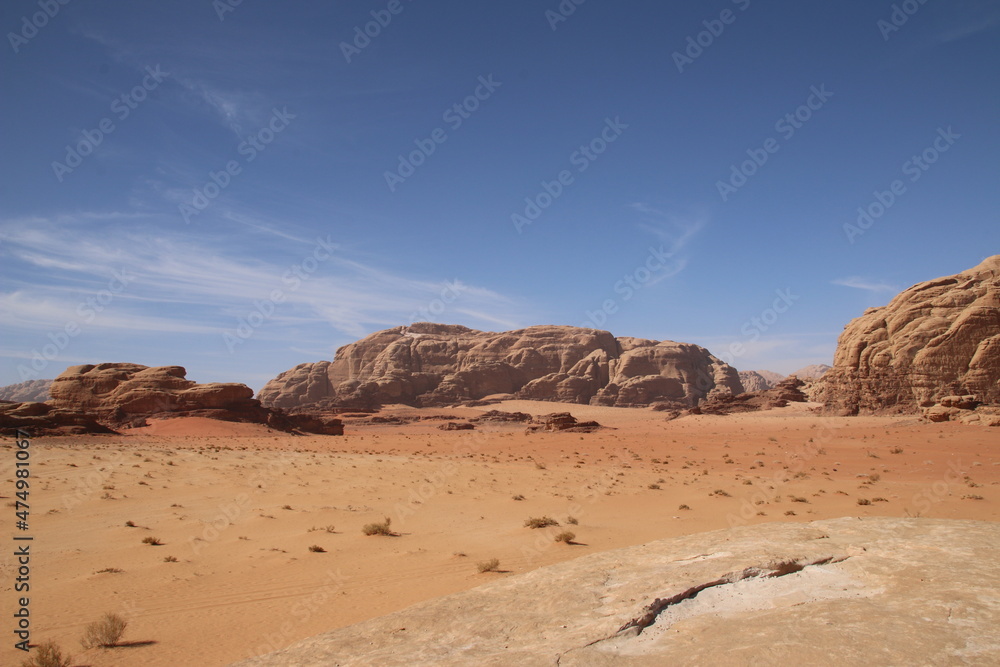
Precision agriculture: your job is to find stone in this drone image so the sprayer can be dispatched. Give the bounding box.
[0,379,53,403]
[259,324,742,411]
[233,517,1000,666]
[820,256,1000,414]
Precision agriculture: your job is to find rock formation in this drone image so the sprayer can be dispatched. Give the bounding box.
[821,255,1000,414]
[683,377,809,417]
[0,379,52,403]
[737,370,784,392]
[234,517,1000,666]
[259,324,742,410]
[45,363,343,434]
[0,401,116,436]
[789,363,831,380]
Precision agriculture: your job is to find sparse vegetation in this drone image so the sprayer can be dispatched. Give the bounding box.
[857,498,872,506]
[784,510,796,516]
[523,516,559,529]
[308,544,326,552]
[789,496,809,503]
[141,536,162,546]
[477,558,501,573]
[647,483,661,490]
[566,516,579,525]
[80,612,128,649]
[362,517,395,536]
[711,489,731,497]
[512,494,525,501]
[124,520,136,527]
[20,639,71,667]
[554,531,576,544]
[890,446,904,454]
[963,494,985,501]
[678,504,691,510]
[163,555,178,562]
[94,567,124,574]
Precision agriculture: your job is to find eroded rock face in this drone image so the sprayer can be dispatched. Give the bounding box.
[0,401,116,436]
[0,379,53,403]
[738,370,782,392]
[821,256,1000,414]
[233,517,1000,667]
[47,363,342,434]
[259,324,742,410]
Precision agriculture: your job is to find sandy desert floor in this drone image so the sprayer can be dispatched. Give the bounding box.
[2,400,997,666]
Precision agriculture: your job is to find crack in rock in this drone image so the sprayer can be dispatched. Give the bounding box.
[616,555,848,637]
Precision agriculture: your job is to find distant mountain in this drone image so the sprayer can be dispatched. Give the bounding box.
[738,370,785,392]
[789,364,832,380]
[0,379,52,403]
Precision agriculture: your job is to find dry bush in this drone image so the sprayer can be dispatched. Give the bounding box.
[20,640,71,667]
[362,517,394,536]
[554,531,576,544]
[141,536,161,546]
[678,504,691,510]
[566,516,579,525]
[163,555,178,562]
[523,516,559,529]
[857,498,871,506]
[308,544,326,552]
[477,558,500,573]
[80,612,127,649]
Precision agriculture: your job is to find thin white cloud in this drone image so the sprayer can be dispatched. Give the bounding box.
[0,215,525,342]
[831,277,899,293]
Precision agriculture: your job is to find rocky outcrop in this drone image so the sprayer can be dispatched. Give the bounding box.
[0,401,116,436]
[685,377,809,417]
[234,517,1000,666]
[0,379,53,403]
[738,370,784,392]
[259,324,742,410]
[789,364,831,380]
[47,363,343,434]
[821,256,1000,414]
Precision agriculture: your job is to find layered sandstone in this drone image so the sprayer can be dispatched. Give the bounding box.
[258,324,743,410]
[46,363,343,434]
[821,256,1000,414]
[0,379,53,403]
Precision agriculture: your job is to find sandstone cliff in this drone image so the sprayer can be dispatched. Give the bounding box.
[44,363,343,434]
[258,324,743,410]
[0,379,52,403]
[821,256,1000,414]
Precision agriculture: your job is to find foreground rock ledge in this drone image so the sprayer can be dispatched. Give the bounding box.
[233,517,1000,666]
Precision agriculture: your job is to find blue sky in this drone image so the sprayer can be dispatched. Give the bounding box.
[1,0,998,391]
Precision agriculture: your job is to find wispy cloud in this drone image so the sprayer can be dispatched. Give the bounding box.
[628,203,706,286]
[831,277,899,293]
[0,215,525,343]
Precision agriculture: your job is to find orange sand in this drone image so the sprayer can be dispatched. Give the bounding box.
[2,401,996,666]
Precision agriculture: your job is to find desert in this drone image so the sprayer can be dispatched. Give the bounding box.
[4,3,999,665]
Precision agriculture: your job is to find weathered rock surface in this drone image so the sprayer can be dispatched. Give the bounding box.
[821,256,1000,414]
[790,363,831,380]
[738,370,785,392]
[47,363,342,434]
[233,517,1000,666]
[685,377,809,417]
[0,379,53,403]
[0,401,116,436]
[259,324,742,410]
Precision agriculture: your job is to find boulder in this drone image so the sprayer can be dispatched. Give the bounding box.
[259,324,742,410]
[820,256,1000,414]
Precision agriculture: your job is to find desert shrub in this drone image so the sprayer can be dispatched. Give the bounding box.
[20,640,71,667]
[163,555,178,562]
[80,612,127,649]
[362,517,394,536]
[566,516,579,525]
[477,558,500,573]
[784,510,796,516]
[647,483,661,490]
[963,494,985,501]
[523,516,559,529]
[857,498,871,506]
[890,447,904,454]
[711,489,731,497]
[554,531,576,544]
[789,496,808,503]
[308,545,326,553]
[141,536,161,546]
[124,520,136,527]
[512,494,525,501]
[678,504,691,510]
